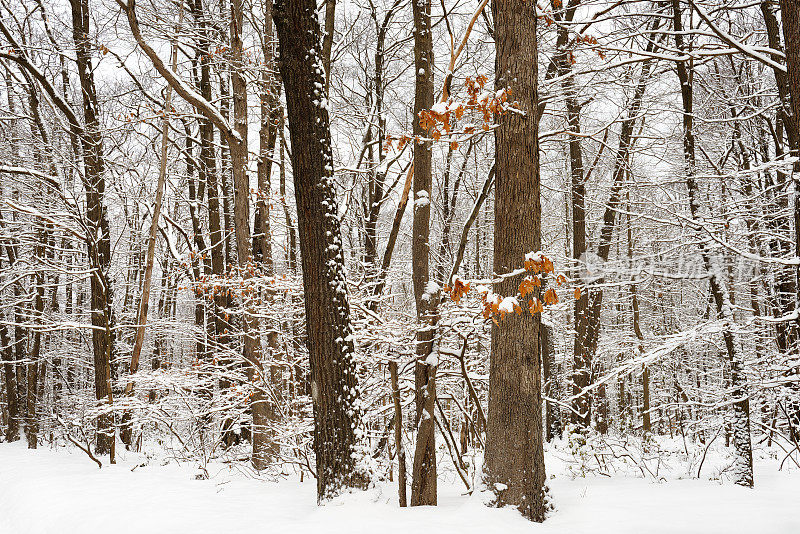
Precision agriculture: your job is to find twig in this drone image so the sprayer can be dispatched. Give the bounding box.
[65,433,102,469]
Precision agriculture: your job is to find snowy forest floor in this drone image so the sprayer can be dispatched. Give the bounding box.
[1,439,798,534]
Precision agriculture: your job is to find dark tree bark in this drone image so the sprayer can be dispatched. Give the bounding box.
[778,0,800,438]
[410,0,437,507]
[555,14,591,428]
[191,0,237,448]
[183,121,211,363]
[363,6,396,296]
[322,0,335,93]
[482,0,547,522]
[274,0,365,500]
[70,0,115,458]
[0,324,19,442]
[190,0,225,282]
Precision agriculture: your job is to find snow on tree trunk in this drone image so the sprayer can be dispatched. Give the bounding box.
[482,0,547,522]
[273,0,366,500]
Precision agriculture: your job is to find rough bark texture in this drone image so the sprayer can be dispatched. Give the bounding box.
[483,0,547,522]
[760,1,799,358]
[322,0,335,93]
[274,0,364,500]
[410,0,437,507]
[71,0,114,457]
[411,362,436,505]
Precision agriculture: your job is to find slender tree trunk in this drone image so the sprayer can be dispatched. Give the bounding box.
[389,361,407,507]
[564,66,590,430]
[672,0,753,486]
[410,0,437,506]
[71,0,115,459]
[363,19,389,296]
[0,324,19,442]
[370,163,413,305]
[122,4,183,448]
[228,0,270,469]
[778,0,800,440]
[253,0,279,273]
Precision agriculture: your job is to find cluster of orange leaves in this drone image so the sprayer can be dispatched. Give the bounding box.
[536,8,606,61]
[176,263,282,305]
[444,253,578,325]
[446,277,471,304]
[385,75,516,152]
[574,33,606,60]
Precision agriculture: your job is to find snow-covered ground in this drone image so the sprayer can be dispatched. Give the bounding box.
[1,440,798,534]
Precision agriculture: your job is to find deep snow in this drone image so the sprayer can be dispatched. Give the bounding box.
[0,441,798,534]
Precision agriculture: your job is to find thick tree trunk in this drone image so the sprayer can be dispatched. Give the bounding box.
[274,0,365,499]
[483,0,547,522]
